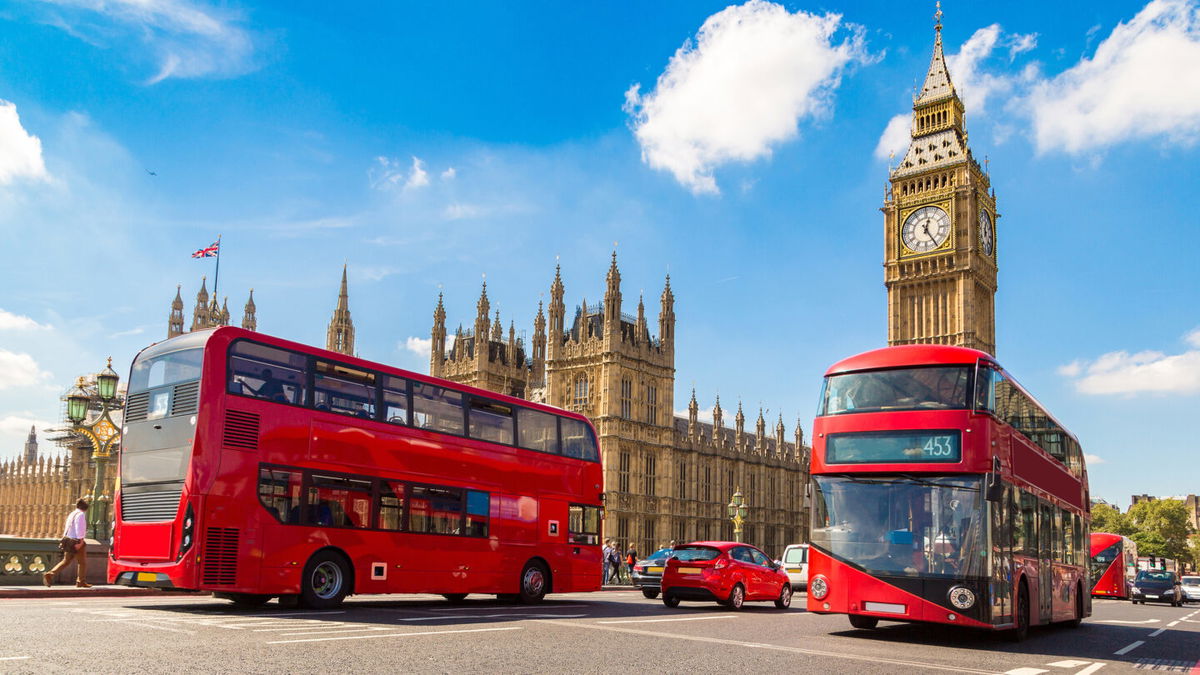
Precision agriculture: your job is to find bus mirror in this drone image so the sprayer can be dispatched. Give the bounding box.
[986,479,1003,503]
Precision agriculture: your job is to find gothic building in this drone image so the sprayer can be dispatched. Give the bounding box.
[326,264,356,356]
[884,7,998,355]
[167,277,257,338]
[432,254,810,556]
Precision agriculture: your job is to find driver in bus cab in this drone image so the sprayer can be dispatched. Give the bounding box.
[242,368,286,402]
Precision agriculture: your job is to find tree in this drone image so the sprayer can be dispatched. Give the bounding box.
[1091,502,1134,536]
[1127,499,1193,562]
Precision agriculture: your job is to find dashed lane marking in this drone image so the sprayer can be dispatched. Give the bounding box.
[597,615,738,624]
[1096,619,1160,624]
[1168,621,1181,627]
[1149,628,1166,637]
[532,619,997,674]
[267,625,523,644]
[1114,641,1145,656]
[1073,664,1106,675]
[1047,662,1091,668]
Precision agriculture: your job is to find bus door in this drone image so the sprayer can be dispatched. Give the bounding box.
[1038,502,1054,622]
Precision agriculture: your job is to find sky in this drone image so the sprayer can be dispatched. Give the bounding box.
[1,0,1199,509]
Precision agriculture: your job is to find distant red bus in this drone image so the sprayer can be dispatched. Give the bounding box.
[110,327,604,608]
[807,345,1091,640]
[1090,533,1136,599]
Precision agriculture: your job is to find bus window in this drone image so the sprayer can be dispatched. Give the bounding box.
[822,366,972,415]
[314,361,377,419]
[378,481,407,531]
[974,365,997,413]
[307,474,373,529]
[568,504,601,545]
[229,341,307,405]
[381,375,410,426]
[516,408,559,454]
[412,383,465,436]
[468,399,514,445]
[561,417,598,461]
[465,490,489,537]
[131,348,204,392]
[409,485,464,535]
[258,467,302,524]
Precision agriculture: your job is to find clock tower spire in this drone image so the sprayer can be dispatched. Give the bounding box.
[883,3,997,355]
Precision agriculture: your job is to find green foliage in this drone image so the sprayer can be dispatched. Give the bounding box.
[1091,503,1134,536]
[1126,499,1193,562]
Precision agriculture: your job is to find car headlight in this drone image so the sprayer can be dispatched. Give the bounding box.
[948,586,976,610]
[1130,586,1140,594]
[810,575,829,600]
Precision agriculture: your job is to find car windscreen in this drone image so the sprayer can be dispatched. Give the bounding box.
[783,547,807,564]
[671,546,721,562]
[1135,571,1174,582]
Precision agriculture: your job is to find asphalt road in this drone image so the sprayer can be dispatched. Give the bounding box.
[1,591,1197,673]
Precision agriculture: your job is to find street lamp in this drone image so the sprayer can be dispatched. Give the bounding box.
[60,359,124,543]
[727,488,749,543]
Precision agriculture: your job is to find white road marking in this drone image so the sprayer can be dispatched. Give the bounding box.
[251,623,348,632]
[427,604,588,612]
[274,627,398,637]
[597,615,737,624]
[1095,619,1159,624]
[108,620,196,634]
[1113,641,1145,656]
[1048,661,1091,668]
[1073,663,1106,675]
[267,625,523,644]
[393,612,585,621]
[1004,669,1047,675]
[534,620,997,674]
[1148,628,1165,637]
[0,657,31,662]
[1167,621,1180,626]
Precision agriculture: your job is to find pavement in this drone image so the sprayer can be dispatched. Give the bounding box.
[0,584,197,599]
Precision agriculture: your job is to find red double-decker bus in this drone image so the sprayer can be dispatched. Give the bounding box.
[807,345,1090,640]
[109,327,604,608]
[1090,533,1137,599]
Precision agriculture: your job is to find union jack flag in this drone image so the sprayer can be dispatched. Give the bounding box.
[191,241,220,258]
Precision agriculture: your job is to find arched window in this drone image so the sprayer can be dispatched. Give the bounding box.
[573,374,589,407]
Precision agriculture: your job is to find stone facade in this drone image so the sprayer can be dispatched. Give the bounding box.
[168,277,256,338]
[0,420,107,540]
[884,10,998,356]
[432,254,811,557]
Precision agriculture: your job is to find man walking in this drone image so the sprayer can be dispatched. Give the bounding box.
[44,499,91,588]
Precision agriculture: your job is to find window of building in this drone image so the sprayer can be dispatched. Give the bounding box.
[516,407,558,454]
[675,520,687,544]
[412,382,465,435]
[620,378,632,419]
[468,398,514,445]
[617,517,629,545]
[643,454,656,496]
[573,374,589,408]
[645,385,657,425]
[703,467,712,502]
[643,517,656,554]
[618,451,631,493]
[676,460,687,501]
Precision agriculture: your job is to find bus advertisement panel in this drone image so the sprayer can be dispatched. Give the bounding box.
[109,327,604,608]
[807,345,1090,640]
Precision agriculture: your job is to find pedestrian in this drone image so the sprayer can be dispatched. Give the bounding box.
[608,542,623,583]
[601,539,614,585]
[44,498,91,588]
[625,544,639,584]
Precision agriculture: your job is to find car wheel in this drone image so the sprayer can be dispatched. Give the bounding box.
[774,584,792,609]
[725,584,745,611]
[1008,580,1030,642]
[641,588,660,599]
[300,550,351,609]
[518,560,549,604]
[442,593,468,603]
[848,614,878,629]
[662,592,680,608]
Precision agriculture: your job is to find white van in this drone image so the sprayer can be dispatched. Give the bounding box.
[780,544,809,590]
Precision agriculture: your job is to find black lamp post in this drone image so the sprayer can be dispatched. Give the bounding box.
[727,488,749,543]
[61,359,123,542]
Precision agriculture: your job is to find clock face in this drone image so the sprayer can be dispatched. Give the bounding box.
[901,205,951,253]
[978,209,994,256]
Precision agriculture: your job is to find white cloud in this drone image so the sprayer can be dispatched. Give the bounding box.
[624,0,868,194]
[37,0,258,83]
[875,113,912,160]
[0,100,49,184]
[0,309,52,331]
[404,336,432,360]
[0,413,59,462]
[404,156,430,190]
[1084,453,1107,465]
[1060,327,1200,395]
[443,203,485,220]
[441,167,457,180]
[0,349,53,390]
[1006,32,1038,60]
[1027,0,1200,154]
[370,155,431,192]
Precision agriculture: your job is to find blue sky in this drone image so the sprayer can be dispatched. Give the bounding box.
[2,0,1198,509]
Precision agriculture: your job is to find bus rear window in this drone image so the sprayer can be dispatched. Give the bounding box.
[130,348,204,392]
[821,366,971,415]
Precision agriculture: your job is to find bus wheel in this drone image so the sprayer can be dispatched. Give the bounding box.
[641,588,660,599]
[301,550,350,609]
[215,592,272,607]
[517,561,548,604]
[848,614,878,629]
[1066,585,1083,628]
[442,593,468,603]
[1008,581,1030,642]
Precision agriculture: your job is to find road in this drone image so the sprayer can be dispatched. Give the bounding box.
[1,591,1197,673]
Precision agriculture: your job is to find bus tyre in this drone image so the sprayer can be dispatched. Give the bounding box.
[442,593,468,603]
[848,615,878,629]
[775,584,793,609]
[517,560,548,604]
[300,550,350,609]
[725,583,745,610]
[662,592,680,608]
[215,592,272,607]
[1066,585,1083,628]
[1009,581,1030,642]
[641,588,660,599]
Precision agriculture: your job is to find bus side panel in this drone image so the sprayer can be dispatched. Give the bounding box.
[200,448,264,594]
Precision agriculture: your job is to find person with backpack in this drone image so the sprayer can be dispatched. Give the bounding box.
[624,545,639,584]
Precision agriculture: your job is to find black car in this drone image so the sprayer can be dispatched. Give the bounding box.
[1131,570,1184,606]
[631,548,674,598]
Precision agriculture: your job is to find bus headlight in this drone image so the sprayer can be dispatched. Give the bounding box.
[948,585,976,610]
[810,575,829,600]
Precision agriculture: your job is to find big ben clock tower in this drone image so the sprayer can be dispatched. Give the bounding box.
[884,5,997,355]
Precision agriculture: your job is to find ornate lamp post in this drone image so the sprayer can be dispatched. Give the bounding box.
[727,488,749,543]
[64,358,123,542]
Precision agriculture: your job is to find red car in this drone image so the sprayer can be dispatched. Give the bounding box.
[660,541,793,610]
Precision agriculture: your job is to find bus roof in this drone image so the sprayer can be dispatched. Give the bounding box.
[825,344,992,376]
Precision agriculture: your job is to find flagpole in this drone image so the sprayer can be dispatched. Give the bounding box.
[213,234,222,300]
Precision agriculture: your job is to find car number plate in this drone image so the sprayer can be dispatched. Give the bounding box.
[647,566,663,573]
[678,567,702,574]
[136,572,156,582]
